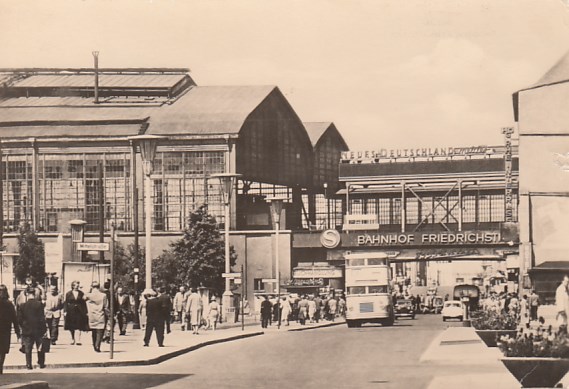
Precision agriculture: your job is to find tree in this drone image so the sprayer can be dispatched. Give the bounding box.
[14,223,46,284]
[112,242,145,294]
[153,205,237,295]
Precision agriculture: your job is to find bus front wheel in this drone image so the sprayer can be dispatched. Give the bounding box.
[347,320,357,328]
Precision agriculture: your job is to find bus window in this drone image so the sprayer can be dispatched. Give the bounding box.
[368,285,388,294]
[347,286,366,295]
[368,258,387,266]
[349,258,366,266]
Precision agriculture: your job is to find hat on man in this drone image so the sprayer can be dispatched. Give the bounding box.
[143,288,156,297]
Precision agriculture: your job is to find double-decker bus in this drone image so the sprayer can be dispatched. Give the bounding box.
[344,252,394,328]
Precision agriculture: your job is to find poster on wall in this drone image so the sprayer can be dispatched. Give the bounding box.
[0,254,15,296]
[45,234,64,275]
[62,262,110,294]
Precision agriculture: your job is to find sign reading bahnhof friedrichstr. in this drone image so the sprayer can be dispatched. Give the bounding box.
[352,231,501,246]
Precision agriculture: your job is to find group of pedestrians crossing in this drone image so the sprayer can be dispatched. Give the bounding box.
[171,286,221,334]
[260,293,346,328]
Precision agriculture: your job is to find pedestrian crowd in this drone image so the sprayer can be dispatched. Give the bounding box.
[260,293,346,328]
[479,288,541,329]
[0,276,237,373]
[0,279,350,373]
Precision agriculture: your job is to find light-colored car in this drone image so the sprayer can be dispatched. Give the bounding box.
[441,300,464,322]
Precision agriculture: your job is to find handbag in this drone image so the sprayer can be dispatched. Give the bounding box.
[40,336,51,353]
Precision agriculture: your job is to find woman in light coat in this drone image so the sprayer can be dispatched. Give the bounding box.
[307,297,317,323]
[185,288,203,334]
[207,297,220,331]
[139,294,147,330]
[84,281,108,353]
[281,297,292,326]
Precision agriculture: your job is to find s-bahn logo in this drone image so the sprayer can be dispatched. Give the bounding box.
[320,229,341,249]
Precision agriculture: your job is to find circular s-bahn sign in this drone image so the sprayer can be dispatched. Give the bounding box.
[320,229,341,249]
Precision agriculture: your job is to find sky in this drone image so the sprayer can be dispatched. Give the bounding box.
[1,0,569,150]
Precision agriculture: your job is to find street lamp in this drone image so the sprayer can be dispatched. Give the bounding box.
[129,134,165,290]
[211,173,242,322]
[266,196,287,329]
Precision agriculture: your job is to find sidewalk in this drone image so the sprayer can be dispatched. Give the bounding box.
[3,316,344,371]
[420,326,523,389]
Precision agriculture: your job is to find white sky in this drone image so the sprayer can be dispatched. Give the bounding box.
[1,0,569,150]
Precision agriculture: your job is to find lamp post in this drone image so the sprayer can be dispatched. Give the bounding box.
[266,196,286,329]
[129,134,164,290]
[211,173,241,322]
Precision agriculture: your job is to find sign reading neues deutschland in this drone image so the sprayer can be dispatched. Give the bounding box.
[341,146,492,163]
[352,231,501,246]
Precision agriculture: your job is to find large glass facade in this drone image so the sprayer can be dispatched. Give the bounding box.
[300,193,343,230]
[151,151,226,231]
[347,192,519,228]
[2,149,228,233]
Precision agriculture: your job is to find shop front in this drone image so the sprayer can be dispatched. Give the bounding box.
[285,264,343,297]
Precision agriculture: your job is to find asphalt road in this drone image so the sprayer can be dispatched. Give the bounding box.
[0,315,487,389]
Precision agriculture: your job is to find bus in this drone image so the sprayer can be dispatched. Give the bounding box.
[452,284,480,314]
[344,252,395,328]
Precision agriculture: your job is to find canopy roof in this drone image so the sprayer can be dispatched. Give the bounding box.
[147,85,277,136]
[303,122,349,149]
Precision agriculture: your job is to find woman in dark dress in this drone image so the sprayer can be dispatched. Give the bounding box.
[64,281,89,345]
[0,284,20,374]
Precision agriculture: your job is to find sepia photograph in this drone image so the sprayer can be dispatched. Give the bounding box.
[1,0,569,388]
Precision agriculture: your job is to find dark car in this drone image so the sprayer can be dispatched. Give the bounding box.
[394,299,415,319]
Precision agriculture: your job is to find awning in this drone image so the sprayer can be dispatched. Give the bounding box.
[528,261,569,274]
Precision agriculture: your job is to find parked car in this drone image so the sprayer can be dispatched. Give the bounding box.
[441,300,464,322]
[394,299,415,319]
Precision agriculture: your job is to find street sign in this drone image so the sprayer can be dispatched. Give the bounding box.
[234,278,242,284]
[222,272,242,278]
[262,278,277,283]
[77,242,110,251]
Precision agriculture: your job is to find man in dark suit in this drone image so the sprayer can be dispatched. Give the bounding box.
[18,287,46,370]
[116,287,131,336]
[156,287,172,334]
[260,295,272,329]
[143,289,166,347]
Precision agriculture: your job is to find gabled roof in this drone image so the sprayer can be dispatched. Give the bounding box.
[303,122,349,150]
[147,85,277,136]
[0,85,282,139]
[12,73,187,89]
[513,50,569,121]
[526,51,569,91]
[304,122,332,146]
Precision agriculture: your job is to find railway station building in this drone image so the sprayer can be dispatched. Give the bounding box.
[0,67,348,310]
[291,143,520,296]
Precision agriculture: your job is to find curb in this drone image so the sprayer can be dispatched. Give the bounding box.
[287,321,345,332]
[0,382,49,389]
[4,331,264,370]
